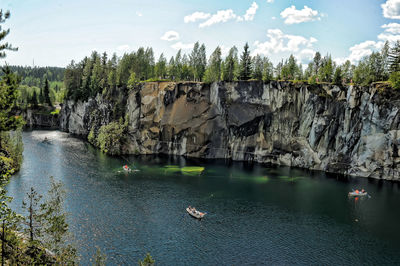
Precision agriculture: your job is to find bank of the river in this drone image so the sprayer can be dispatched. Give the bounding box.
[7,131,400,265]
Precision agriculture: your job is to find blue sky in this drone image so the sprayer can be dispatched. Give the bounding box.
[1,0,399,67]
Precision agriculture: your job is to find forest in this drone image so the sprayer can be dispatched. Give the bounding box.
[0,66,66,109]
[63,40,400,102]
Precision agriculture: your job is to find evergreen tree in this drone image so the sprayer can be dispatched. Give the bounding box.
[239,43,252,80]
[333,67,342,85]
[313,52,321,75]
[43,78,52,106]
[22,187,44,243]
[381,41,390,79]
[39,87,44,104]
[0,67,24,131]
[222,46,238,81]
[204,46,222,83]
[252,55,263,81]
[0,9,17,58]
[388,40,400,73]
[31,90,38,108]
[262,57,274,82]
[155,53,167,79]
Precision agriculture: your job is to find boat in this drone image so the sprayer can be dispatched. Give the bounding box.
[186,207,206,219]
[348,190,368,197]
[123,165,132,172]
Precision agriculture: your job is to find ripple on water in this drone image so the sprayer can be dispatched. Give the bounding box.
[6,131,400,265]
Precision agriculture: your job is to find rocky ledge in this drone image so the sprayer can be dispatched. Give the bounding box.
[60,81,400,180]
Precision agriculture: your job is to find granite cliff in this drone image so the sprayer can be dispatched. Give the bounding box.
[60,81,400,180]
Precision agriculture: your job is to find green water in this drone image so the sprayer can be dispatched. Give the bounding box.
[7,130,400,265]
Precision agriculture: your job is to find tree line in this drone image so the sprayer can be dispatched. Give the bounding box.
[64,40,400,101]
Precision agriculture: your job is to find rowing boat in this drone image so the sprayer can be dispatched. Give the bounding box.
[348,191,368,197]
[186,207,206,219]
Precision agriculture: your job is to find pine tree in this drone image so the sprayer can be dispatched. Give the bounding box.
[262,57,274,82]
[155,53,167,79]
[0,67,24,131]
[252,55,263,81]
[31,90,38,108]
[239,43,252,80]
[222,46,238,82]
[203,46,222,83]
[388,40,400,73]
[44,78,52,106]
[0,9,17,58]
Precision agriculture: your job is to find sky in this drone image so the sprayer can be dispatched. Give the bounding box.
[1,0,400,67]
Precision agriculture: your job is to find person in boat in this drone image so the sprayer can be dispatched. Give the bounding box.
[355,189,359,194]
[361,189,365,193]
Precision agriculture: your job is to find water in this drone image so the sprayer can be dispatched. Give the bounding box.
[6,130,400,265]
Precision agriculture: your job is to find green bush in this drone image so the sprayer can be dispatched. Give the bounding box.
[96,121,126,155]
[389,72,400,90]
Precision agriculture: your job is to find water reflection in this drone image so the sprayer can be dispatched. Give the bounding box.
[6,130,400,265]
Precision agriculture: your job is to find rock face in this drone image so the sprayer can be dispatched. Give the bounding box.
[24,109,59,129]
[60,81,400,180]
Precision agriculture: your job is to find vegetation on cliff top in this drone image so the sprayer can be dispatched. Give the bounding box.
[64,40,400,102]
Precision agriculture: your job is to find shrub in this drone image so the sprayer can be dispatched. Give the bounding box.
[389,72,400,90]
[96,121,126,155]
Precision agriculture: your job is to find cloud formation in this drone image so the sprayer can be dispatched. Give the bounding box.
[171,42,194,50]
[185,2,258,28]
[280,5,320,24]
[184,12,211,23]
[161,31,180,41]
[252,29,317,57]
[243,2,258,21]
[381,0,400,19]
[199,9,237,28]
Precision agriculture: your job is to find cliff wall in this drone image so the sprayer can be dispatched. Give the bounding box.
[60,81,400,180]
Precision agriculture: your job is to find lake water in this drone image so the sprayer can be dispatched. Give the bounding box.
[6,130,400,265]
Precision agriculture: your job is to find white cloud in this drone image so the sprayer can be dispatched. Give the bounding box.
[280,5,320,25]
[184,12,211,23]
[252,29,317,57]
[378,23,400,43]
[188,2,257,28]
[161,31,180,41]
[117,45,130,52]
[243,2,258,21]
[346,41,384,63]
[298,48,316,62]
[382,0,400,19]
[136,11,143,17]
[171,42,194,50]
[271,16,276,20]
[267,0,274,3]
[378,32,400,43]
[382,23,400,34]
[199,9,237,28]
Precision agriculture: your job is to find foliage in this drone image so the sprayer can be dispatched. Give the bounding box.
[222,46,238,82]
[95,117,128,155]
[389,71,400,90]
[0,67,24,131]
[203,46,222,83]
[0,9,17,58]
[138,253,155,266]
[21,178,77,264]
[239,43,252,80]
[63,41,400,101]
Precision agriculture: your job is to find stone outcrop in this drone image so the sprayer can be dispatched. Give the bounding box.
[23,109,59,129]
[60,81,400,180]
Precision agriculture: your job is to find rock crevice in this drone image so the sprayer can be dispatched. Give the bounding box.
[60,81,400,180]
